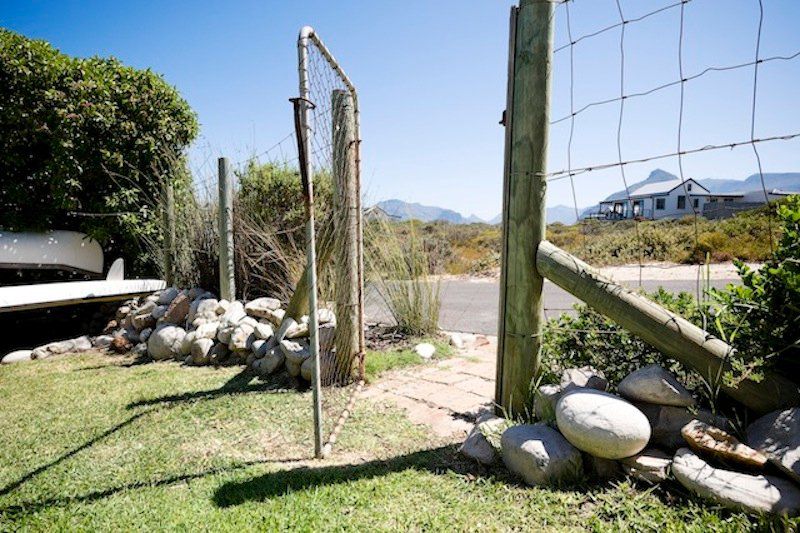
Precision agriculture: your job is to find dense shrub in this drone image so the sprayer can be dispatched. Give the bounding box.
[541,288,707,395]
[0,30,198,273]
[710,195,800,385]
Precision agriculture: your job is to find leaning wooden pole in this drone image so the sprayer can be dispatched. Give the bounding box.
[536,240,800,415]
[217,157,236,301]
[496,0,554,416]
[332,89,360,381]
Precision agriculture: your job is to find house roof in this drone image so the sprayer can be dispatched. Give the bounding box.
[628,178,710,198]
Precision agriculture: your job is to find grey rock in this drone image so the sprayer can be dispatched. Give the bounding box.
[220,300,246,325]
[209,342,229,364]
[460,414,507,465]
[560,366,608,392]
[188,297,218,324]
[190,338,215,365]
[139,328,153,342]
[620,448,672,483]
[300,356,314,381]
[229,323,256,351]
[194,321,220,340]
[673,447,800,516]
[245,297,282,318]
[747,407,800,485]
[157,287,181,305]
[180,331,196,356]
[92,335,115,348]
[254,321,274,341]
[534,384,562,422]
[216,326,234,345]
[151,304,169,320]
[1,350,33,364]
[285,320,309,339]
[132,343,148,357]
[583,453,622,481]
[72,335,92,352]
[280,339,311,364]
[414,342,436,360]
[147,325,186,360]
[286,358,301,377]
[253,346,285,375]
[634,403,730,450]
[501,423,583,487]
[261,308,286,326]
[618,364,694,407]
[556,389,650,460]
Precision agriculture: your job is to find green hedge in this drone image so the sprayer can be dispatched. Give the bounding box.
[0,29,198,274]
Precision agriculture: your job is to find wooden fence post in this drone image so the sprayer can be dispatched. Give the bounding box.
[163,179,176,286]
[218,157,236,301]
[496,0,555,416]
[332,89,360,380]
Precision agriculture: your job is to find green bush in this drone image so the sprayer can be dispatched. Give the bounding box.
[541,288,707,394]
[710,195,800,385]
[0,30,198,274]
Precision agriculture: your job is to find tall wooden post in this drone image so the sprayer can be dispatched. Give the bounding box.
[163,179,176,286]
[332,90,360,379]
[218,157,236,301]
[496,0,554,416]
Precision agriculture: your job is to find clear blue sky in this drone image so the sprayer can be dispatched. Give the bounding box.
[3,0,799,220]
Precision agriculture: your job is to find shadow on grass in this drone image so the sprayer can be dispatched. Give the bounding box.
[213,444,502,508]
[0,459,305,517]
[127,368,296,409]
[0,408,156,499]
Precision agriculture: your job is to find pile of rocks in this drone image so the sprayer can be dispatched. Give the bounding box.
[1,287,337,382]
[461,364,800,516]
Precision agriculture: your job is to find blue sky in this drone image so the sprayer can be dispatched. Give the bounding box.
[3,0,799,220]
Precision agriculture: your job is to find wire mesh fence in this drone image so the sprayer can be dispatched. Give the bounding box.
[295,27,365,457]
[541,0,799,320]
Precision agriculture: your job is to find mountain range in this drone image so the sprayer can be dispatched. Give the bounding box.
[373,170,800,226]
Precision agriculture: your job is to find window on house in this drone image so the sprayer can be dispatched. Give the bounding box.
[656,198,665,210]
[677,195,686,209]
[688,183,692,191]
[693,198,699,208]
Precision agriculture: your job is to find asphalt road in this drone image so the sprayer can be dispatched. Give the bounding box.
[365,278,737,335]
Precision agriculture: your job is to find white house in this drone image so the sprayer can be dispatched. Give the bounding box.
[596,178,711,221]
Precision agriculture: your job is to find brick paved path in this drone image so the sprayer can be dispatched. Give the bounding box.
[361,335,497,437]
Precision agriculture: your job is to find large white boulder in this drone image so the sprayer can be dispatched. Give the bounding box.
[673,447,800,516]
[501,424,583,487]
[618,364,694,407]
[555,389,650,460]
[747,407,800,485]
[147,325,186,360]
[1,350,33,364]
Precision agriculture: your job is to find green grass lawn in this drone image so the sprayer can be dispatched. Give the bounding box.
[0,351,791,531]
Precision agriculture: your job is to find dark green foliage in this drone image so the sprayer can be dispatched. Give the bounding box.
[236,161,332,237]
[710,195,800,385]
[0,30,197,273]
[541,288,707,394]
